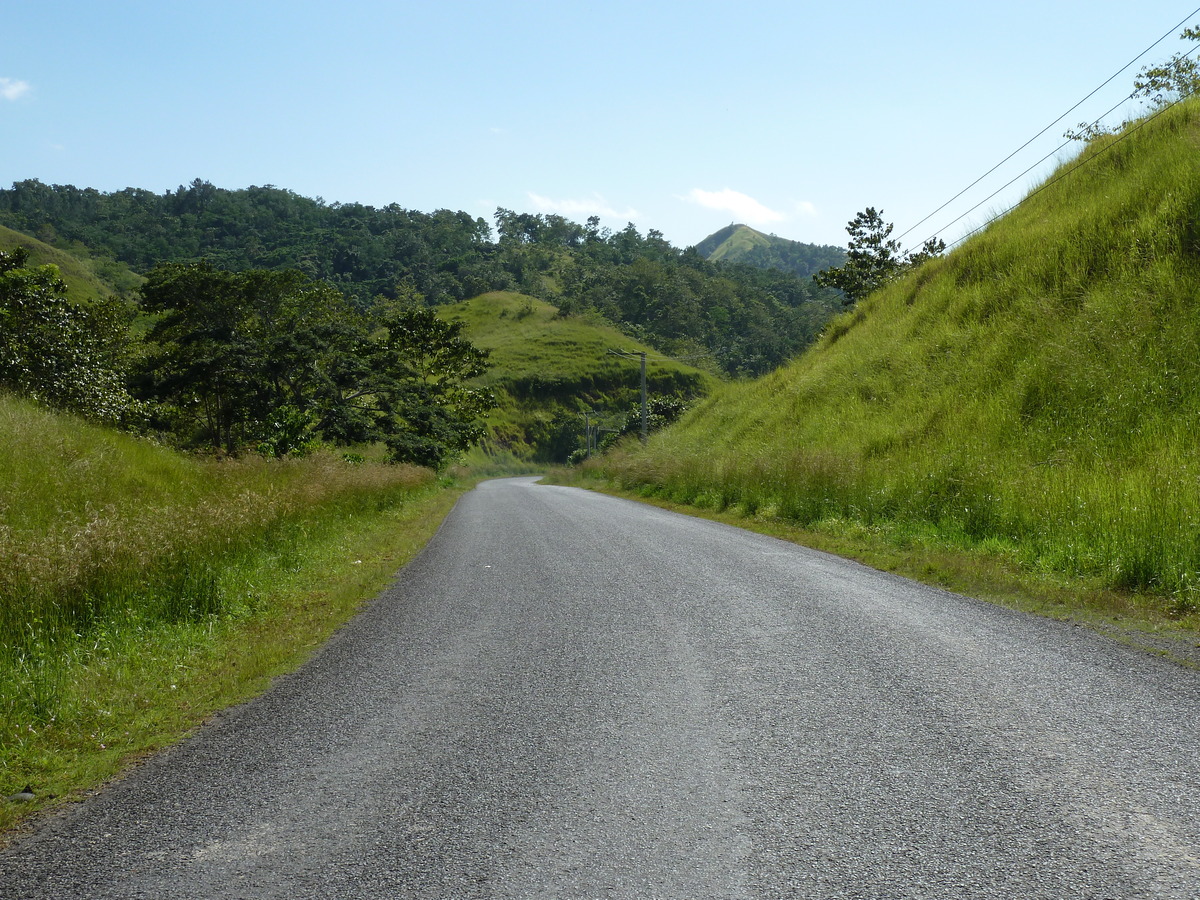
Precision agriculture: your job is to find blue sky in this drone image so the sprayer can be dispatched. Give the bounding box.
[4,2,1198,250]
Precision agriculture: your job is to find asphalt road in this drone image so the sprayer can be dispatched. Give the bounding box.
[3,476,1200,899]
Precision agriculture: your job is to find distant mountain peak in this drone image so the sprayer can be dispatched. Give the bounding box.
[693,224,844,279]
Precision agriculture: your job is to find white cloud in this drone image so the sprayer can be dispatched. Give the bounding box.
[1,78,31,101]
[685,188,785,226]
[527,192,639,221]
[795,200,818,217]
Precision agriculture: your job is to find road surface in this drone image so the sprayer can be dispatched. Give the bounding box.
[2,477,1199,898]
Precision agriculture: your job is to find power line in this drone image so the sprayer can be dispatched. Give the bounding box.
[895,6,1200,246]
[912,65,1187,249]
[946,90,1192,247]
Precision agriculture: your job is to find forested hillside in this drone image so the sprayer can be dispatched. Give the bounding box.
[589,97,1200,613]
[0,180,841,377]
[694,223,845,278]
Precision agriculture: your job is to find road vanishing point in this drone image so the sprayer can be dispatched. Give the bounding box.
[2,477,1199,899]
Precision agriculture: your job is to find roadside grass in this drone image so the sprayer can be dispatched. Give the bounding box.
[555,464,1200,664]
[554,99,1200,650]
[0,395,470,837]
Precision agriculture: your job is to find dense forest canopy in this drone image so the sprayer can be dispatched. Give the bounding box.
[0,179,843,377]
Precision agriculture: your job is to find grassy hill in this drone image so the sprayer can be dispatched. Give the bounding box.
[590,98,1200,617]
[694,223,845,278]
[440,291,715,466]
[0,224,141,302]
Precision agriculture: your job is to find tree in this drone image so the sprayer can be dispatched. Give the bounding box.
[1132,27,1200,108]
[136,262,494,466]
[813,208,944,305]
[360,300,495,468]
[0,247,137,423]
[137,261,274,453]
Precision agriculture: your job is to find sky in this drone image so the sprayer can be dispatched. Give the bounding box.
[4,1,1199,251]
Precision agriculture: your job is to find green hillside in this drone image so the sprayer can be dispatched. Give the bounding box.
[694,223,845,278]
[0,184,836,377]
[440,291,715,465]
[694,223,773,258]
[0,224,141,302]
[591,98,1200,615]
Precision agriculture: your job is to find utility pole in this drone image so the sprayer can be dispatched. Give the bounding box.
[639,351,647,443]
[607,349,648,444]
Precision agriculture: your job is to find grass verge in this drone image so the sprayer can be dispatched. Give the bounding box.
[550,468,1200,669]
[0,397,475,839]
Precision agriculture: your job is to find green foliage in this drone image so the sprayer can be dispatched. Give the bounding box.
[137,262,348,454]
[135,263,494,467]
[812,208,945,305]
[590,97,1200,607]
[0,247,139,424]
[0,180,841,378]
[369,301,494,467]
[1132,27,1200,108]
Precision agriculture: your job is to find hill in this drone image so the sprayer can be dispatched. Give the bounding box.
[694,224,845,278]
[0,183,840,377]
[0,224,141,302]
[440,291,714,465]
[590,97,1200,612]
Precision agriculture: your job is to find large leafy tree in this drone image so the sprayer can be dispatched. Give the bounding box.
[365,301,494,468]
[137,262,261,452]
[0,247,137,423]
[135,262,493,466]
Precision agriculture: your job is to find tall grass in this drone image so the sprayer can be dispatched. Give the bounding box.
[0,395,434,731]
[587,99,1200,614]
